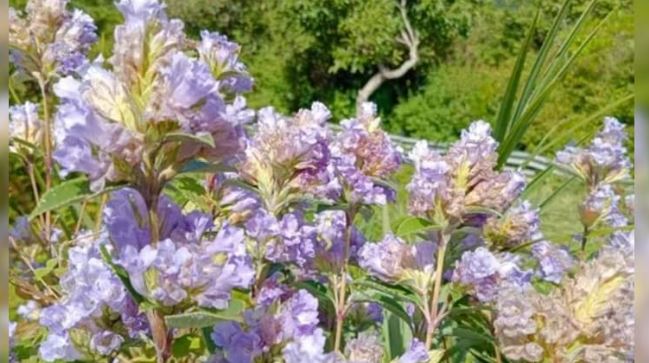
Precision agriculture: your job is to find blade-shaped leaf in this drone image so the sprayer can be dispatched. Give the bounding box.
[165,300,246,329]
[394,216,439,238]
[29,178,120,220]
[164,131,215,148]
[494,9,540,142]
[539,175,577,209]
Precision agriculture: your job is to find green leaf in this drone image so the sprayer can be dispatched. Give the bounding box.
[493,9,539,142]
[165,300,246,329]
[427,349,445,363]
[29,178,88,220]
[171,334,203,358]
[180,160,237,174]
[383,312,407,359]
[33,259,57,280]
[202,327,217,354]
[394,216,438,238]
[512,0,571,123]
[164,131,215,148]
[29,178,121,220]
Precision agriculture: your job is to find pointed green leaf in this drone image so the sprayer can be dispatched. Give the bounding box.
[494,9,539,142]
[165,300,246,329]
[165,131,215,148]
[29,178,120,220]
[394,216,439,238]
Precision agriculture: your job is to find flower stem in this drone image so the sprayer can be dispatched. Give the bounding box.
[146,309,171,363]
[425,232,448,348]
[333,205,357,352]
[146,193,170,362]
[37,76,53,242]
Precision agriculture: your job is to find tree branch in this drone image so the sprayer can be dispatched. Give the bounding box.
[356,0,420,110]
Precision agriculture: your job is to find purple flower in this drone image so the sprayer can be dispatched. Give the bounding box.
[282,328,330,363]
[485,201,542,249]
[345,331,384,362]
[89,331,124,356]
[407,142,451,216]
[120,220,254,309]
[256,275,291,307]
[53,74,141,190]
[359,234,411,282]
[557,117,631,185]
[278,290,320,339]
[581,184,628,228]
[39,333,81,362]
[212,321,262,363]
[245,209,279,242]
[154,50,251,161]
[531,241,574,284]
[112,0,185,86]
[39,231,135,361]
[608,230,634,257]
[452,247,531,302]
[445,120,498,170]
[331,102,402,205]
[241,103,338,206]
[10,1,97,76]
[198,31,253,94]
[398,339,430,363]
[359,235,435,284]
[104,188,151,252]
[265,212,318,273]
[314,210,365,268]
[407,122,524,220]
[115,0,166,24]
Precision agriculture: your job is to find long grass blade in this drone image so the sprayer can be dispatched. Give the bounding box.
[539,175,577,209]
[524,93,633,164]
[520,164,556,199]
[532,0,599,100]
[494,10,540,142]
[511,0,572,123]
[497,16,607,167]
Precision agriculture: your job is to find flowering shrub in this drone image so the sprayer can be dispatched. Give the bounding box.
[9,1,634,362]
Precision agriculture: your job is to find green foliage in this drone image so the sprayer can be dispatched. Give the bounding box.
[388,0,633,152]
[386,63,504,142]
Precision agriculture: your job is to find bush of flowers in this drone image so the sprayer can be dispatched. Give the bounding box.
[9,0,634,362]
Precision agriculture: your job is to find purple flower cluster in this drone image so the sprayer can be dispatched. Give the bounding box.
[580,183,629,229]
[53,0,252,191]
[313,210,365,269]
[484,201,541,249]
[240,103,339,207]
[211,289,323,363]
[331,102,402,205]
[198,31,253,94]
[10,0,97,76]
[243,208,365,277]
[531,241,574,284]
[452,247,531,302]
[359,234,435,286]
[105,188,254,309]
[38,231,147,362]
[408,121,525,221]
[557,117,631,186]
